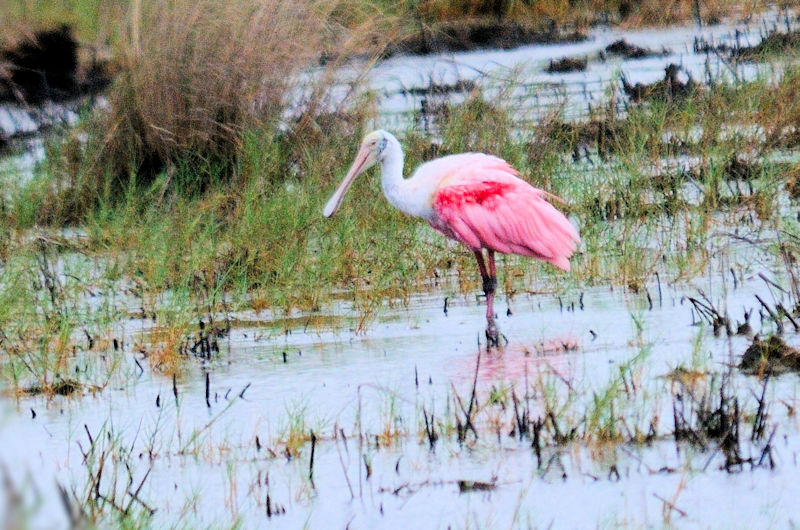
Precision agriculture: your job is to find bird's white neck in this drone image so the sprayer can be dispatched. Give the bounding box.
[373,131,439,220]
[378,135,414,216]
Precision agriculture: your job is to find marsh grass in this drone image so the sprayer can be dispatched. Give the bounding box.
[6,5,800,527]
[0,0,774,49]
[6,15,800,383]
[277,402,315,458]
[61,421,156,527]
[0,236,124,395]
[5,70,800,378]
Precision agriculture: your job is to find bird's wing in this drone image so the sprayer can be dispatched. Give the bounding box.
[431,160,580,271]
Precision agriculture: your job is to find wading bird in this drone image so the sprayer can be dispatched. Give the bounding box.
[324,130,579,346]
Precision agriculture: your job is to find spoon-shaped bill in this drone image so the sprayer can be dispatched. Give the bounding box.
[323,145,375,218]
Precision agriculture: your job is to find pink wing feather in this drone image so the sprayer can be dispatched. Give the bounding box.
[430,156,580,271]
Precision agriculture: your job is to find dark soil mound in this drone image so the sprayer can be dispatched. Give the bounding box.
[621,63,696,103]
[605,39,668,59]
[739,335,800,375]
[546,56,588,73]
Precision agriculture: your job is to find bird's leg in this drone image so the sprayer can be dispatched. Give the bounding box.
[485,250,499,346]
[487,249,497,284]
[474,250,499,347]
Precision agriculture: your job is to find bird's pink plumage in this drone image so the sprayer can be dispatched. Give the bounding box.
[430,156,579,271]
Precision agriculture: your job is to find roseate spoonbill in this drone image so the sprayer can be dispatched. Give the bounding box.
[323,130,580,346]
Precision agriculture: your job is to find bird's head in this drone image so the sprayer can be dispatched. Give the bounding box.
[323,130,391,218]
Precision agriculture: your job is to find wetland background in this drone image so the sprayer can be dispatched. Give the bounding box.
[4,0,800,527]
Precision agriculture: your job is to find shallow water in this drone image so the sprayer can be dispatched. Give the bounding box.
[369,9,794,128]
[2,262,799,527]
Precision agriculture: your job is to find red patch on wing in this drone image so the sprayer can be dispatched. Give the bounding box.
[434,181,512,210]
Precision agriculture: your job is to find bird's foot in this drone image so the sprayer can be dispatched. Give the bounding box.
[485,320,500,348]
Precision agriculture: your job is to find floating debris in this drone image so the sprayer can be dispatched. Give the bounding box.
[665,366,707,389]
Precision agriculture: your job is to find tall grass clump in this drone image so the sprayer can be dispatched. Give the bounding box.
[47,0,384,216]
[98,0,326,188]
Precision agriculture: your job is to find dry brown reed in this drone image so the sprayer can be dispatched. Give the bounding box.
[82,0,386,195]
[102,1,322,178]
